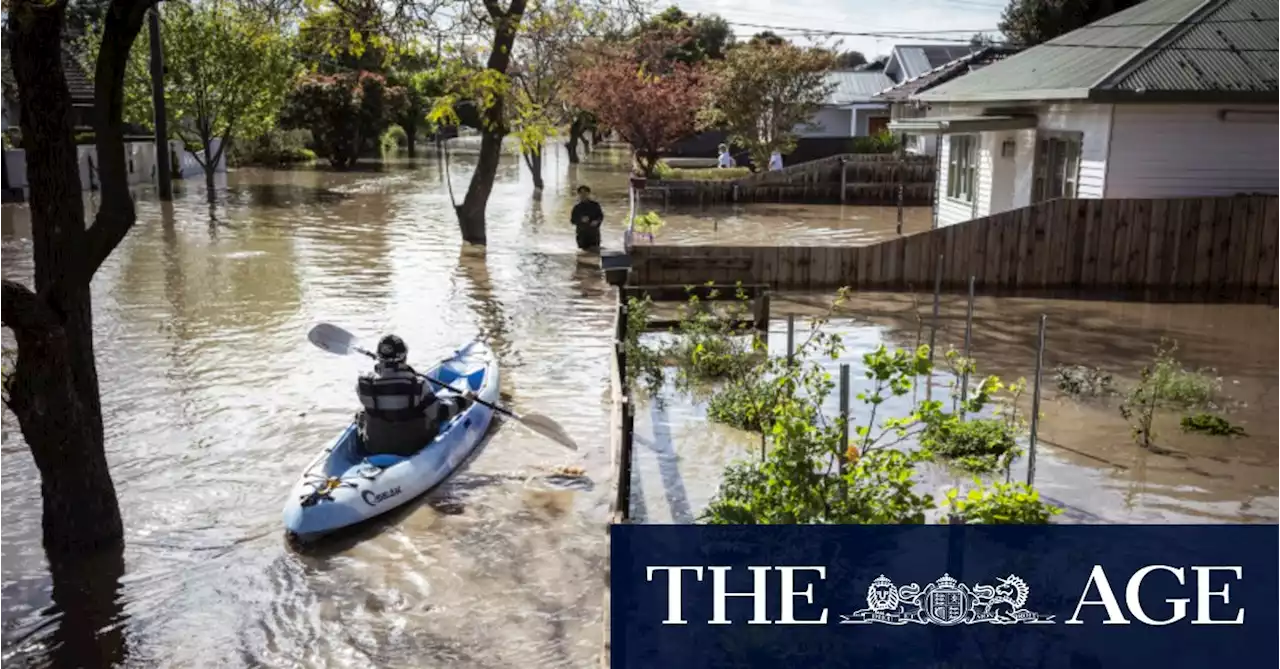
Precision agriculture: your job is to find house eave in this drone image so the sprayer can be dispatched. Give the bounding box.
[913,88,1093,104]
[890,114,1039,134]
[1086,89,1280,104]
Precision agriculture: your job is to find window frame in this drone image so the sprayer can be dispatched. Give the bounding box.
[945,134,978,204]
[1033,131,1083,202]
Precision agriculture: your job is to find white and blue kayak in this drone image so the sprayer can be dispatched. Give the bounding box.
[282,340,500,540]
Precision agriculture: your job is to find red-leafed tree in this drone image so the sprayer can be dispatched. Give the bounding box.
[568,36,713,177]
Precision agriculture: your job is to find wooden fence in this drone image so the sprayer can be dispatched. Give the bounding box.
[639,153,935,206]
[627,195,1279,299]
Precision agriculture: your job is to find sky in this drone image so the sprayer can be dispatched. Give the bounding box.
[672,0,1010,59]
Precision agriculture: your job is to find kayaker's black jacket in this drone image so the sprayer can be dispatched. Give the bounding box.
[357,362,466,456]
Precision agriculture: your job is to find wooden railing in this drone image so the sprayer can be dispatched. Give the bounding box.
[628,195,1278,298]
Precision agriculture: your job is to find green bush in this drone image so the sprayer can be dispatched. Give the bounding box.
[923,417,1021,474]
[1120,339,1222,448]
[380,124,408,153]
[228,128,316,167]
[652,161,751,181]
[850,131,899,154]
[1180,413,1245,436]
[942,481,1062,524]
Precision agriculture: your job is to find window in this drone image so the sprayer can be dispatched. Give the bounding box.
[946,135,977,202]
[1033,134,1082,202]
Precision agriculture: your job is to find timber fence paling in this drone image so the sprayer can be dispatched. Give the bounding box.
[627,196,1278,298]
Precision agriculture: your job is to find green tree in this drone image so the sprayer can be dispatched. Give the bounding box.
[999,0,1145,46]
[834,49,867,68]
[699,40,835,168]
[637,6,734,65]
[388,65,448,156]
[281,70,406,168]
[83,2,299,200]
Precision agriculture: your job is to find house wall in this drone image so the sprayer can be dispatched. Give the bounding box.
[933,102,1114,226]
[1104,103,1279,198]
[853,106,891,136]
[797,107,853,138]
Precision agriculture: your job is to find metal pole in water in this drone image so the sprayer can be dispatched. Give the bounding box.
[928,254,942,363]
[839,363,851,473]
[960,275,975,415]
[1027,314,1047,486]
[786,314,796,366]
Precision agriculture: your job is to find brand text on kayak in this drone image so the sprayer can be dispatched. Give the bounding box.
[362,487,402,506]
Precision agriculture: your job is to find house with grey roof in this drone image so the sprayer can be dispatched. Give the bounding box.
[883,44,979,85]
[891,0,1278,229]
[797,70,893,139]
[876,45,1023,156]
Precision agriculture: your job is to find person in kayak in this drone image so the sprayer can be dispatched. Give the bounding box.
[356,334,473,456]
[570,185,604,251]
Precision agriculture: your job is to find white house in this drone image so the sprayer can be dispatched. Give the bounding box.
[799,71,894,138]
[891,0,1278,228]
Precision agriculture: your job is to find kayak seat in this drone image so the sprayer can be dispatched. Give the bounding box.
[366,453,407,468]
[465,368,485,392]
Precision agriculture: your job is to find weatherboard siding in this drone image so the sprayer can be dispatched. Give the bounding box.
[1038,103,1113,200]
[1104,104,1280,199]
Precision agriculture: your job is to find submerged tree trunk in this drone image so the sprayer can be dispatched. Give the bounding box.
[4,0,151,558]
[566,116,585,164]
[455,0,528,245]
[523,144,544,191]
[405,125,417,157]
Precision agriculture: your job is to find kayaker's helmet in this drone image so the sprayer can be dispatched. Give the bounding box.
[376,335,408,364]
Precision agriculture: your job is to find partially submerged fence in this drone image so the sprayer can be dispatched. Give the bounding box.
[638,153,935,206]
[627,195,1279,300]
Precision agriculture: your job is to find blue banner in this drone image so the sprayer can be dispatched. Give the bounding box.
[611,525,1277,668]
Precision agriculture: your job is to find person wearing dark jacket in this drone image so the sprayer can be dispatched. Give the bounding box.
[356,334,474,456]
[570,185,604,251]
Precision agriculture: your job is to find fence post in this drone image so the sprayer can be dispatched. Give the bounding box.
[1027,314,1047,486]
[839,364,851,473]
[753,291,771,347]
[786,314,796,366]
[896,136,905,235]
[839,158,848,205]
[928,254,943,363]
[960,275,975,415]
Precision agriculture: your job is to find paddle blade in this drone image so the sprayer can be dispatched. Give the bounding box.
[514,412,579,451]
[308,323,364,357]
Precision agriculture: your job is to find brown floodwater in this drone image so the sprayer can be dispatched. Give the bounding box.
[2,142,1275,668]
[632,292,1278,525]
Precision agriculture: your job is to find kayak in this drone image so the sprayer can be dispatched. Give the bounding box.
[282,340,499,541]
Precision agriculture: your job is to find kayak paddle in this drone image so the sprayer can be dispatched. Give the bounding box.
[307,323,579,451]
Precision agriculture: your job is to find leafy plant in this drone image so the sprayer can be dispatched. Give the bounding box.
[622,296,667,396]
[380,124,408,152]
[942,481,1062,525]
[632,211,666,236]
[850,131,898,154]
[1054,364,1114,398]
[1180,413,1245,437]
[1120,340,1221,449]
[669,286,762,387]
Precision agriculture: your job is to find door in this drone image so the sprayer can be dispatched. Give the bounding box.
[867,116,889,137]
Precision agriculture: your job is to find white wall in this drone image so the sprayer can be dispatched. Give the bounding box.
[1037,102,1112,199]
[978,131,1018,216]
[935,135,978,227]
[1104,103,1279,198]
[797,107,853,138]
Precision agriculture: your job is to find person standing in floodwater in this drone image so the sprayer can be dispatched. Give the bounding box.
[768,150,784,171]
[717,143,735,168]
[570,185,604,251]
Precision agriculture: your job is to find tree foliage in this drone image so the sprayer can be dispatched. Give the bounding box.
[81,3,298,193]
[998,0,1145,46]
[281,70,406,168]
[568,35,712,177]
[634,6,734,65]
[699,40,835,167]
[834,49,867,69]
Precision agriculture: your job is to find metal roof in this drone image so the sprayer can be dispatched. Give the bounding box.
[824,71,894,104]
[916,0,1278,103]
[876,46,1022,102]
[892,45,978,81]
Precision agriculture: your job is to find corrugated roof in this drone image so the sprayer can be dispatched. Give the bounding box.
[824,70,894,104]
[876,46,1022,101]
[916,0,1277,103]
[891,44,979,81]
[1101,0,1278,95]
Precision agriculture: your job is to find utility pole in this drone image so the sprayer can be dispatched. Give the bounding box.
[149,7,173,200]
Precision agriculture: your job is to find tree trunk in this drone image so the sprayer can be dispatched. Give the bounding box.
[4,0,151,560]
[523,144,543,191]
[405,125,417,157]
[454,0,528,246]
[565,117,584,164]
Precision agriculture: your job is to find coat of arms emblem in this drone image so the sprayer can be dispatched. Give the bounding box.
[840,573,1055,626]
